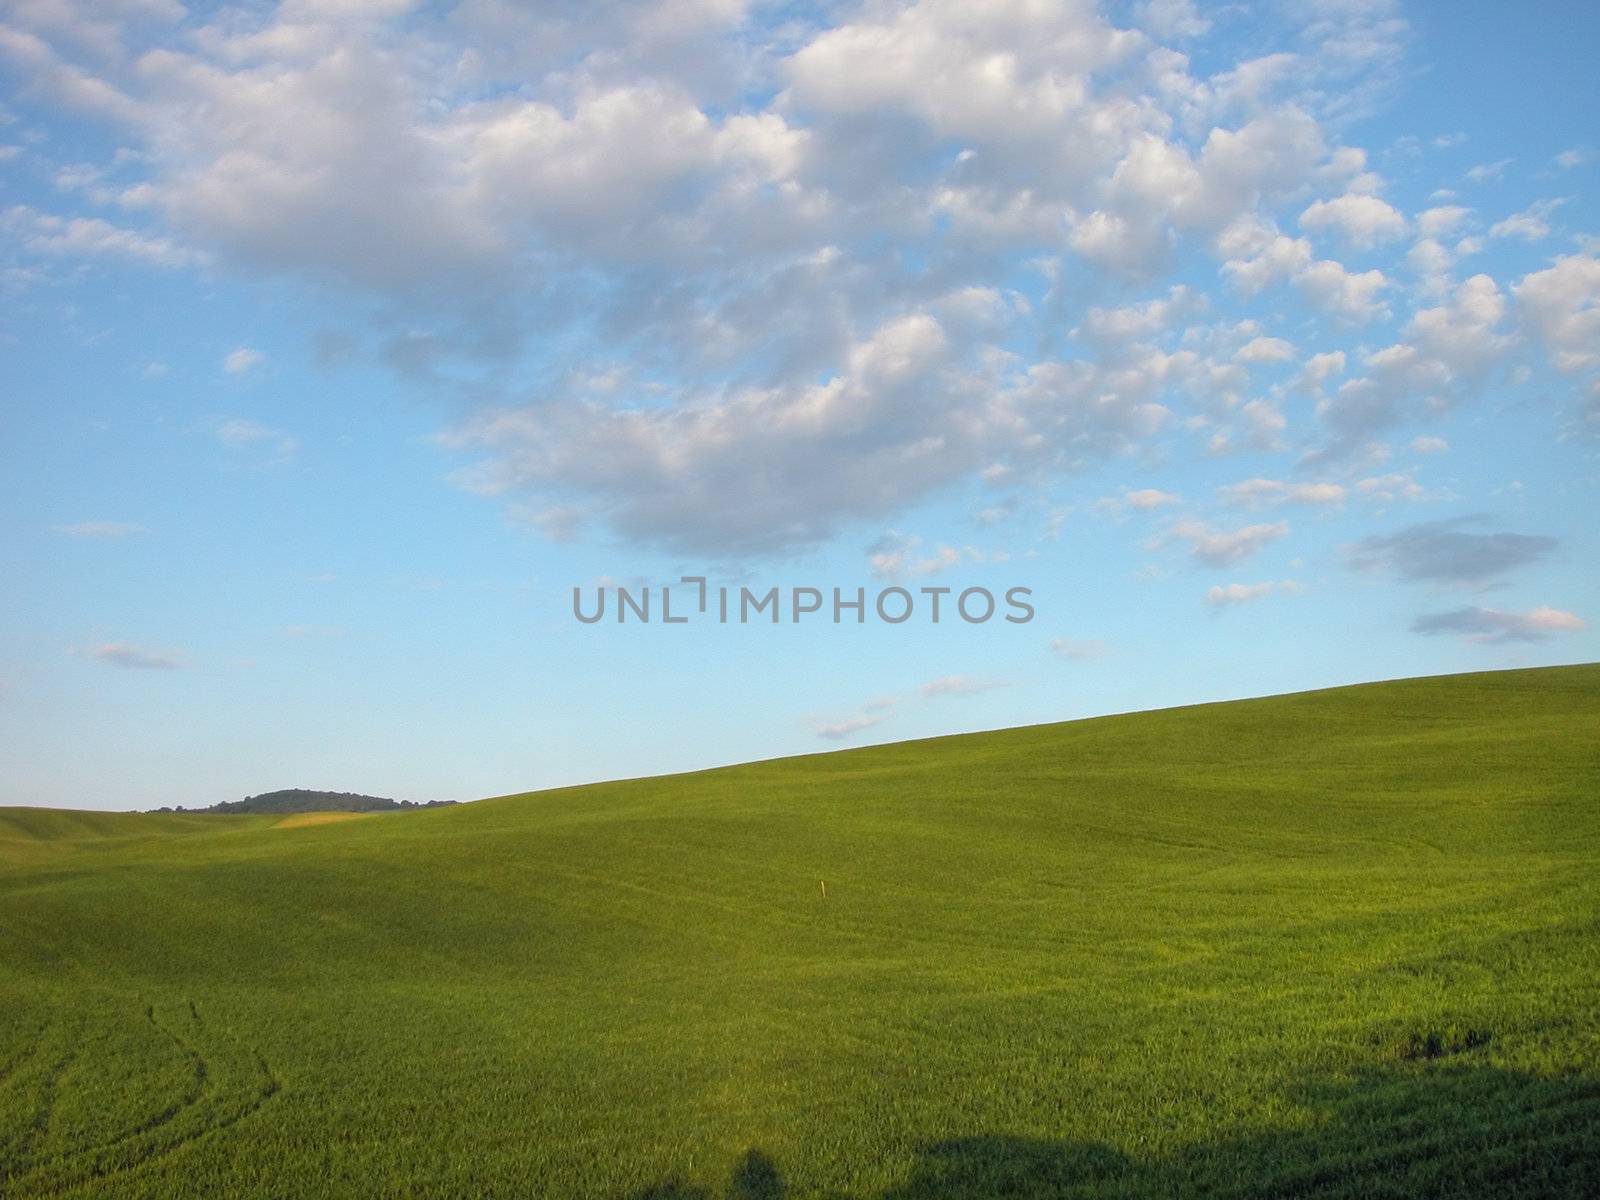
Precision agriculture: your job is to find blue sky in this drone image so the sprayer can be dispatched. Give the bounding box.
[1,0,1596,811]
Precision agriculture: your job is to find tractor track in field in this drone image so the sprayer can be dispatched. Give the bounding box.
[0,1020,49,1090]
[1253,1077,1600,1199]
[61,1002,216,1157]
[0,1000,281,1198]
[0,1045,74,1187]
[0,1019,54,1176]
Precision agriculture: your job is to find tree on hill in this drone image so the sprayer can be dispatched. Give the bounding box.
[149,789,457,814]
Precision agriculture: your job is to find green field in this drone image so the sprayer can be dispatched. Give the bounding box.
[2,665,1597,1198]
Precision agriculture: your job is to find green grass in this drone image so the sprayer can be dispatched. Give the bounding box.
[2,664,1598,1198]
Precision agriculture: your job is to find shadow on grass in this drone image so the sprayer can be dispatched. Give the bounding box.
[630,1063,1600,1199]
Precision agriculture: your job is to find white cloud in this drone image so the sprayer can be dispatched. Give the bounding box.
[446,310,1179,555]
[1514,254,1600,375]
[1097,488,1183,514]
[815,713,888,741]
[1219,479,1345,508]
[1554,149,1587,169]
[1294,257,1390,322]
[1489,199,1564,243]
[2,204,204,267]
[1125,488,1182,511]
[1465,159,1512,183]
[785,1,1141,148]
[1314,273,1512,451]
[1234,336,1296,364]
[1217,218,1390,321]
[1218,219,1313,292]
[921,674,1005,699]
[1410,435,1448,453]
[1354,472,1423,501]
[1206,579,1303,606]
[1405,236,1456,296]
[1299,192,1406,248]
[1135,0,1210,40]
[1079,287,1204,345]
[1295,350,1346,393]
[1165,519,1290,566]
[223,347,264,374]
[0,0,1522,559]
[868,532,962,579]
[1416,205,1470,238]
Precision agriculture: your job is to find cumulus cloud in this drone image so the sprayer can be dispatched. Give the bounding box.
[1416,206,1470,238]
[1134,0,1211,40]
[1313,273,1512,454]
[1349,516,1557,588]
[1234,336,1296,364]
[1216,215,1391,322]
[1293,257,1390,323]
[72,641,184,669]
[1294,350,1346,393]
[1165,519,1290,566]
[1489,199,1564,243]
[1299,192,1407,248]
[1514,254,1600,375]
[1206,579,1304,606]
[1078,287,1205,345]
[1410,605,1584,644]
[444,310,1178,556]
[2,204,205,267]
[1355,472,1423,502]
[1096,488,1182,515]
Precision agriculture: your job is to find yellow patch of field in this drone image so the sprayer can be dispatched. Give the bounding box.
[272,812,373,829]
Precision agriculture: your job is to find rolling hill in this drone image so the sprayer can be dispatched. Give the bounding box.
[1,665,1597,1198]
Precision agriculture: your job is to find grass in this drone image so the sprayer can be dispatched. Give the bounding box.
[1,664,1597,1198]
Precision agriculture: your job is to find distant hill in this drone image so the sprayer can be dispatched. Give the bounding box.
[151,788,457,814]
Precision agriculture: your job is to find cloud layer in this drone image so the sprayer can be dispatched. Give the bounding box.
[2,0,1595,561]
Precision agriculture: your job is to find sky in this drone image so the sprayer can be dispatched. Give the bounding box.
[1,0,1596,811]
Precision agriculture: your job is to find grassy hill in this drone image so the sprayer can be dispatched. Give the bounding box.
[1,665,1597,1198]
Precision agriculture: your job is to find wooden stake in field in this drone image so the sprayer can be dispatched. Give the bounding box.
[819,879,827,900]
